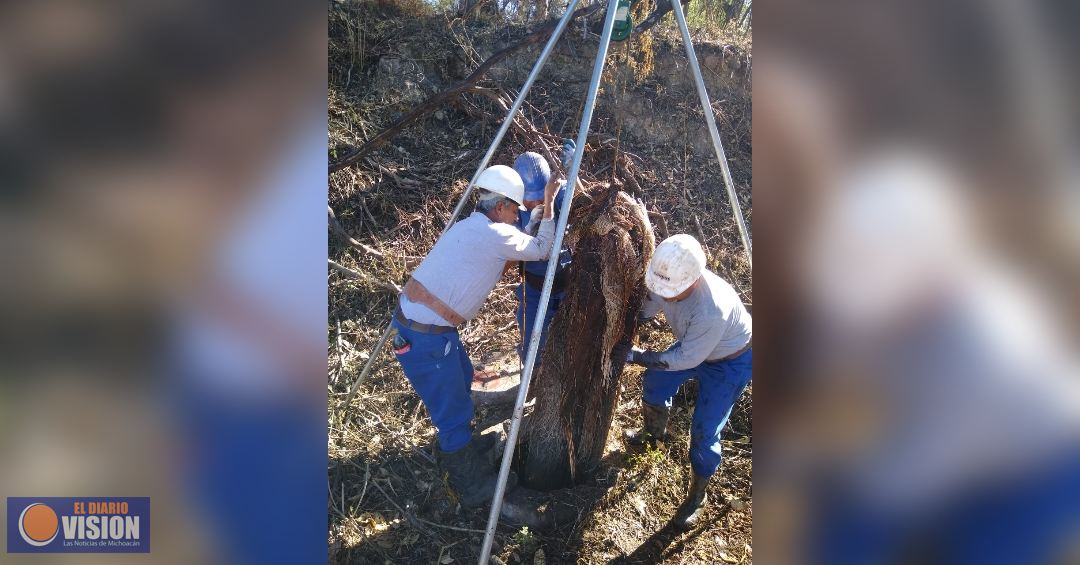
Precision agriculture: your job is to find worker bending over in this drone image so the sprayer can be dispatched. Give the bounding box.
[511,152,572,360]
[391,165,559,507]
[622,234,752,529]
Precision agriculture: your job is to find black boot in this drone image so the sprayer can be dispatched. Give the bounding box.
[472,430,497,454]
[440,440,517,508]
[624,402,670,447]
[671,473,709,530]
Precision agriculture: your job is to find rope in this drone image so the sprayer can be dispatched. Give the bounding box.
[611,39,632,183]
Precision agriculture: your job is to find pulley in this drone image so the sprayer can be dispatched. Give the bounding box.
[611,0,633,41]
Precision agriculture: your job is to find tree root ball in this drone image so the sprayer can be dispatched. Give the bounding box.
[516,183,655,491]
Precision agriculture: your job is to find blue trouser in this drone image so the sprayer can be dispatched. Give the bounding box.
[515,282,564,362]
[168,375,324,564]
[391,320,475,453]
[814,449,1080,565]
[642,348,752,477]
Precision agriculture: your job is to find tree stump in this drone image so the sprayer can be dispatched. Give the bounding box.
[518,184,655,490]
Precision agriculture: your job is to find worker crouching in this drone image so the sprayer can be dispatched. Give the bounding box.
[391,164,559,508]
[620,234,752,530]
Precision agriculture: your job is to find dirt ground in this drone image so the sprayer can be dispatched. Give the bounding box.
[329,348,752,564]
[328,2,752,562]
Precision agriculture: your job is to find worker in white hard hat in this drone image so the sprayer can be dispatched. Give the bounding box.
[391,164,561,508]
[619,234,752,530]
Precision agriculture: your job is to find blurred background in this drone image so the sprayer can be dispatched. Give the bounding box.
[753,0,1080,563]
[2,0,1078,563]
[0,0,326,563]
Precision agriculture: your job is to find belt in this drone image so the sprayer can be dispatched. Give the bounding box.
[403,277,465,326]
[394,307,456,335]
[522,268,568,293]
[709,341,752,363]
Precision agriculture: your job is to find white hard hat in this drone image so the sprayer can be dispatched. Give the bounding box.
[475,165,526,210]
[646,234,706,298]
[805,148,973,332]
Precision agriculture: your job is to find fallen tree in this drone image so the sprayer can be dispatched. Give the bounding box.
[517,179,655,490]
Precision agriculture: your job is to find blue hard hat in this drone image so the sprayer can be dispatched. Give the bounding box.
[513,152,551,201]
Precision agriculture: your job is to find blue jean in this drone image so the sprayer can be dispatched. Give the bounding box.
[515,282,564,362]
[814,449,1080,565]
[391,320,475,452]
[168,377,324,564]
[642,348,752,477]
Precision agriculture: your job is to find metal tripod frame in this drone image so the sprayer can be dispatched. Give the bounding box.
[671,0,752,266]
[337,2,753,562]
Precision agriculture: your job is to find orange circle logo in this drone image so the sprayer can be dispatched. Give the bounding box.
[19,503,59,546]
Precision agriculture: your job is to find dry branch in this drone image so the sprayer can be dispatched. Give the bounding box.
[329,205,385,258]
[693,213,711,261]
[370,479,438,540]
[335,319,346,384]
[329,259,403,294]
[466,87,562,168]
[634,0,689,33]
[648,210,671,240]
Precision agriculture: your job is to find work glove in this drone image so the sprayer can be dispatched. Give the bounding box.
[560,139,576,170]
[525,206,543,235]
[611,341,633,366]
[627,347,669,370]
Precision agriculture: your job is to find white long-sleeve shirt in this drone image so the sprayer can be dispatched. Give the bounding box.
[641,270,752,371]
[400,211,556,325]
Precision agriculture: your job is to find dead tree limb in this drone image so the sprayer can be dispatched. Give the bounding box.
[464,87,561,170]
[693,213,711,262]
[329,3,603,173]
[334,319,346,384]
[329,259,403,294]
[648,210,671,240]
[329,205,385,257]
[633,0,689,33]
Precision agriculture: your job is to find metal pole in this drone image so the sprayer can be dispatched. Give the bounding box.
[342,320,393,408]
[478,0,622,562]
[340,3,581,413]
[671,0,752,268]
[439,0,583,239]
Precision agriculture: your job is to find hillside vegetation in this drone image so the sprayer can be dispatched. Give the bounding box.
[328,2,752,562]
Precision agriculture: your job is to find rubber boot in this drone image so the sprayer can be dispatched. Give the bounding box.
[472,430,497,454]
[440,441,517,508]
[671,472,710,531]
[624,402,670,447]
